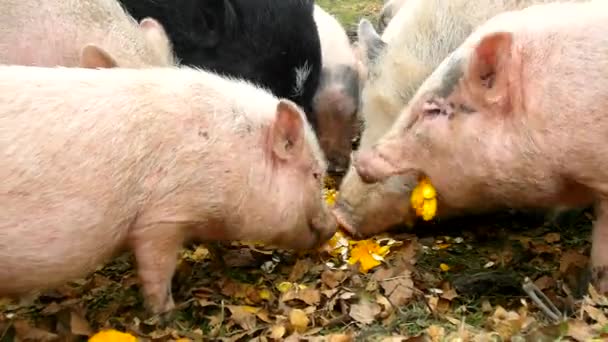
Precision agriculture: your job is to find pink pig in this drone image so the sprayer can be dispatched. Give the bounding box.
[0,0,175,68]
[0,65,336,314]
[354,1,608,291]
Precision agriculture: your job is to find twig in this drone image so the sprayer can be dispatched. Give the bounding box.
[522,277,562,323]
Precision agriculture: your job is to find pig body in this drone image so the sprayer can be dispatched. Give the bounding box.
[117,0,321,118]
[0,0,175,68]
[335,0,587,237]
[0,65,335,314]
[354,1,608,290]
[378,0,408,32]
[312,5,361,173]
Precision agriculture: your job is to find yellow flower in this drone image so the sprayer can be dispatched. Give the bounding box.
[347,240,390,273]
[410,176,438,221]
[439,263,450,272]
[88,330,137,342]
[323,188,338,207]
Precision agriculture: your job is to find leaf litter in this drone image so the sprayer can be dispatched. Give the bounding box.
[1,179,608,341]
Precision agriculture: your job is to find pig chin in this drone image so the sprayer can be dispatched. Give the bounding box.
[333,191,412,238]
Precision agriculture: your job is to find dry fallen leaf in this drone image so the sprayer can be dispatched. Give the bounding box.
[544,232,561,244]
[269,325,286,339]
[373,267,414,307]
[321,269,346,289]
[349,298,381,325]
[288,258,314,282]
[227,305,259,330]
[427,324,446,342]
[281,288,321,306]
[13,320,59,342]
[70,309,93,336]
[289,309,310,333]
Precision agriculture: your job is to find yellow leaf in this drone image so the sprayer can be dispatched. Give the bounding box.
[435,243,451,250]
[277,282,293,293]
[259,289,272,300]
[348,240,390,273]
[88,330,137,342]
[440,263,450,272]
[289,309,309,333]
[191,246,210,262]
[175,339,192,342]
[243,305,259,314]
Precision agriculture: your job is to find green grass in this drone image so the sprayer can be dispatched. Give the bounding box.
[316,0,384,34]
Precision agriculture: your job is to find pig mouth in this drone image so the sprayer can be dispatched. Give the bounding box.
[331,200,363,239]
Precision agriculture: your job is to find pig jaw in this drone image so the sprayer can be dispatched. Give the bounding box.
[334,169,415,237]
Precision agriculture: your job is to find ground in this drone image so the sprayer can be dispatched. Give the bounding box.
[2,1,608,341]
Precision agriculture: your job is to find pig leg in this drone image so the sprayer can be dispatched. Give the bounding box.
[590,200,608,294]
[132,226,183,315]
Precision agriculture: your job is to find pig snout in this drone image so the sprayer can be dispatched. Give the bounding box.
[331,198,363,238]
[353,148,401,184]
[326,153,351,174]
[310,207,338,245]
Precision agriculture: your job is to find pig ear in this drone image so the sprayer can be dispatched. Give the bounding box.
[194,0,238,48]
[357,19,386,65]
[467,32,513,98]
[139,18,174,62]
[139,18,171,47]
[271,100,305,162]
[79,44,118,69]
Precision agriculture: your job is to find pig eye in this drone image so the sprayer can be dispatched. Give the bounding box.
[422,101,443,117]
[313,172,321,180]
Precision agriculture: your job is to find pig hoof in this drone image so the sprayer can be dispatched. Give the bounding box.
[146,293,176,316]
[590,266,608,294]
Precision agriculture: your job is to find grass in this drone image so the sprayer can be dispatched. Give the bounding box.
[316,0,384,35]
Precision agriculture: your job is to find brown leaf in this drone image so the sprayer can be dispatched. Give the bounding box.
[70,309,93,336]
[13,320,59,342]
[227,305,258,330]
[281,288,321,306]
[544,232,561,243]
[321,270,346,289]
[560,250,588,273]
[375,268,414,307]
[565,319,596,341]
[440,288,458,301]
[427,324,445,342]
[375,294,394,319]
[534,275,556,291]
[288,258,314,282]
[222,249,256,267]
[349,298,381,325]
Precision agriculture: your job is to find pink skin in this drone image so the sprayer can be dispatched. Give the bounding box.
[0,66,335,314]
[355,2,608,292]
[0,0,175,69]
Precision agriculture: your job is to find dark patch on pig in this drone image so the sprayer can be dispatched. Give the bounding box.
[366,38,387,66]
[119,0,322,121]
[435,55,464,98]
[317,65,360,107]
[198,130,209,138]
[459,104,475,114]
